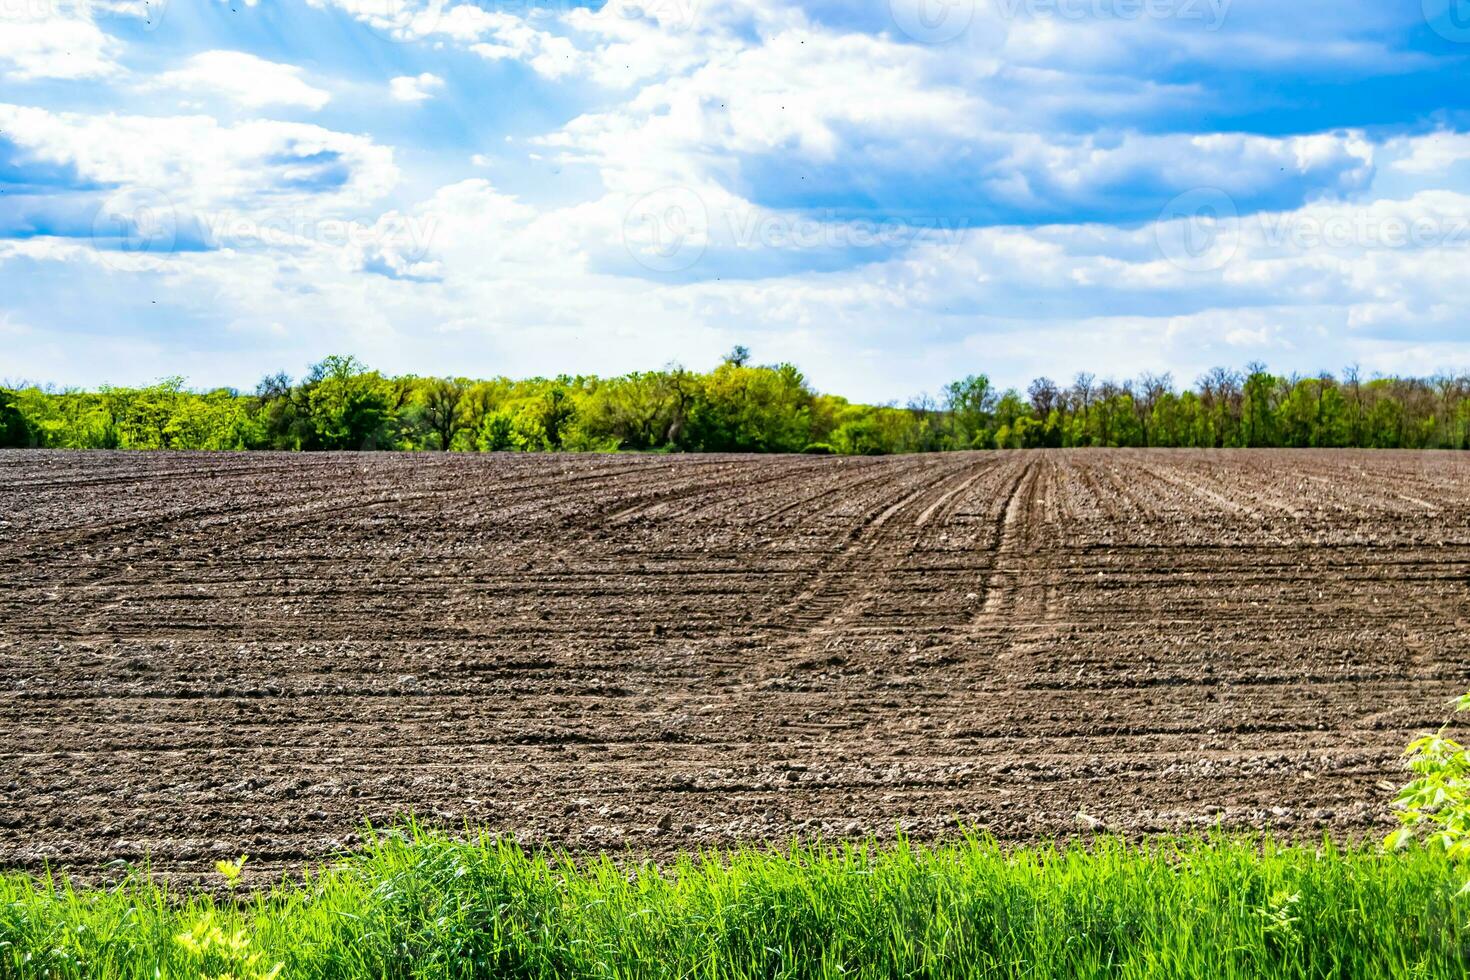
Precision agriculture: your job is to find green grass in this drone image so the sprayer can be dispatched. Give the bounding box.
[2,828,1466,979]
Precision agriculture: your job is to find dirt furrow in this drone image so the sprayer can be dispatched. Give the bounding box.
[3,448,1470,881]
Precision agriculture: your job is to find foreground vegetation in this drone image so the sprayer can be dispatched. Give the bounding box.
[4,350,1470,454]
[2,829,1467,979]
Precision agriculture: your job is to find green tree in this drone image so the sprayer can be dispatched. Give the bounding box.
[10,358,1470,457]
[688,362,814,453]
[536,382,577,450]
[475,409,523,451]
[253,372,312,450]
[418,378,468,451]
[942,375,996,448]
[1242,364,1277,448]
[306,355,392,450]
[0,389,31,448]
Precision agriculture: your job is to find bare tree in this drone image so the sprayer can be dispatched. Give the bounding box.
[1095,378,1122,445]
[661,366,700,447]
[1196,367,1244,447]
[1343,364,1363,444]
[1027,377,1060,419]
[1071,372,1095,414]
[421,378,467,451]
[906,392,943,453]
[1134,372,1174,446]
[255,371,292,401]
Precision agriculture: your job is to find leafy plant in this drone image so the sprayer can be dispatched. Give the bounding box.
[1255,889,1303,950]
[166,856,282,979]
[1387,692,1470,893]
[174,909,282,980]
[215,854,249,890]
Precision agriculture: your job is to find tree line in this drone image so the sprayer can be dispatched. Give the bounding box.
[3,351,1469,454]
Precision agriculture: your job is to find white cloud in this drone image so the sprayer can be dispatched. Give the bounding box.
[302,0,449,41]
[7,164,1469,397]
[153,51,332,110]
[1386,132,1470,177]
[389,73,445,103]
[2,0,1467,396]
[0,6,122,80]
[0,103,397,219]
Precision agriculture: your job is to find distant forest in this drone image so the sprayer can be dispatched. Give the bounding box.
[3,349,1469,454]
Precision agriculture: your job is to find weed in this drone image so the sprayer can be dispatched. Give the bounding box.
[1,829,1466,979]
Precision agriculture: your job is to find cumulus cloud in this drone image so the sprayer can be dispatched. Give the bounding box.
[0,6,123,80]
[0,0,1466,395]
[389,73,445,103]
[1385,132,1470,177]
[6,163,1469,396]
[153,51,332,111]
[0,103,395,207]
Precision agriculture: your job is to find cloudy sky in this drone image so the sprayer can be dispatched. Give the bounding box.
[3,0,1470,400]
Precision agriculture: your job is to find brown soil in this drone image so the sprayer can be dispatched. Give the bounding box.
[3,449,1469,880]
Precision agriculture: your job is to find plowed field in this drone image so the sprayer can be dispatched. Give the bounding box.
[3,450,1469,878]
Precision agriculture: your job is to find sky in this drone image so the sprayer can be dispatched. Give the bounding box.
[2,0,1470,402]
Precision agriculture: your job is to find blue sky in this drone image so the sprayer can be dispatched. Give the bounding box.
[2,0,1469,401]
